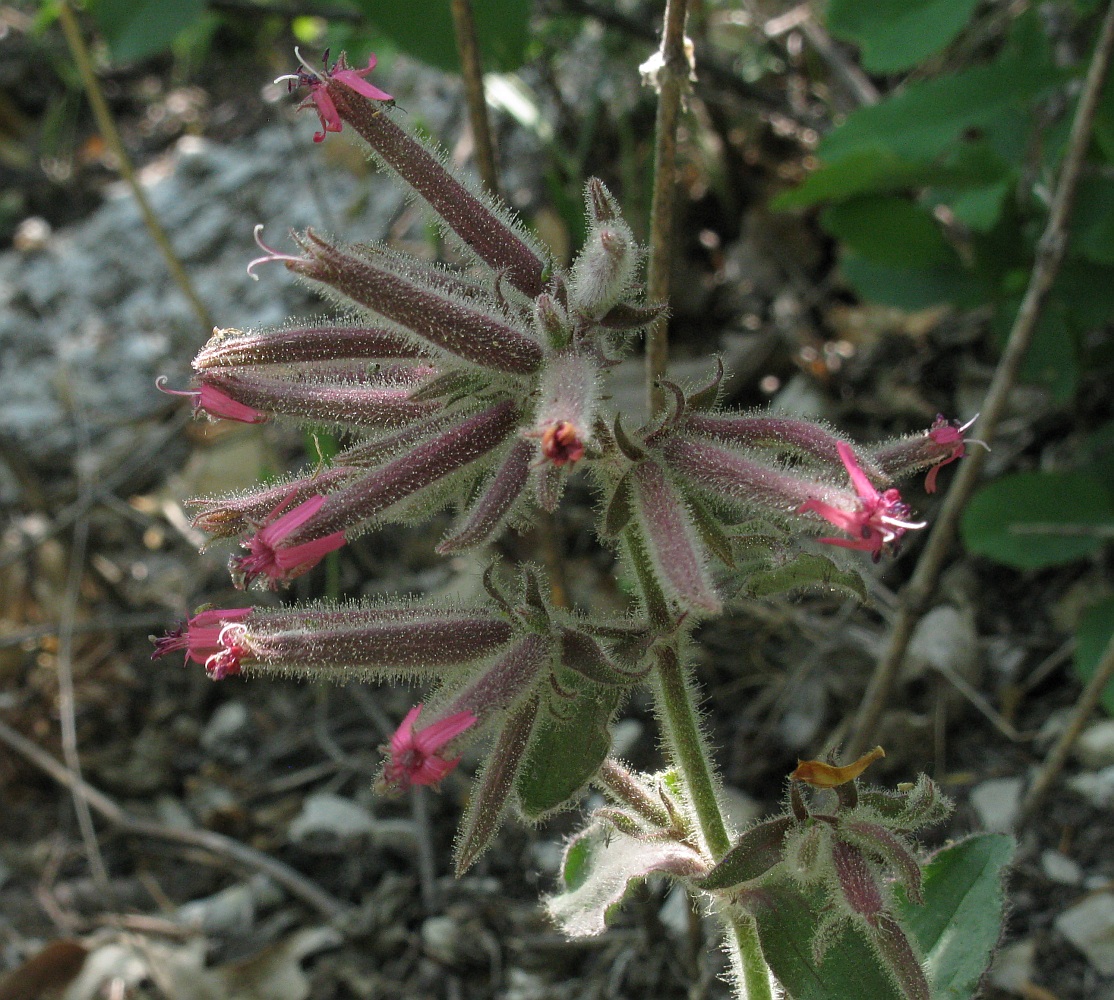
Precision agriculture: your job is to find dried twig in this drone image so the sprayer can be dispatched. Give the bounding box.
[848,0,1114,756]
[0,718,351,920]
[54,386,109,891]
[57,2,214,334]
[451,0,501,196]
[1021,633,1114,820]
[645,0,691,416]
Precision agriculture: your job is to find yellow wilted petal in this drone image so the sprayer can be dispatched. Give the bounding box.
[791,746,886,788]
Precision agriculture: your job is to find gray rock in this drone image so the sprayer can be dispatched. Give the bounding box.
[1055,892,1114,975]
[1041,849,1084,886]
[970,776,1024,832]
[1075,720,1114,770]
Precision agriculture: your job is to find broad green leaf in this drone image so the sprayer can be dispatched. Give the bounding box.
[820,14,1063,165]
[1071,177,1114,266]
[823,197,954,268]
[747,884,903,1000]
[89,0,207,62]
[1074,597,1114,715]
[839,257,981,311]
[895,834,1015,999]
[350,0,532,73]
[516,679,619,819]
[828,0,980,73]
[774,150,938,210]
[961,471,1114,569]
[750,835,1012,1000]
[944,178,1012,232]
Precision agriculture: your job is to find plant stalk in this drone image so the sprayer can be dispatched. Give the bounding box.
[652,644,772,997]
[451,0,501,196]
[645,0,691,416]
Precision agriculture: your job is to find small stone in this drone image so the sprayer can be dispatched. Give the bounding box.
[1075,720,1114,770]
[1041,850,1084,886]
[902,604,980,692]
[989,937,1036,993]
[200,700,249,750]
[1067,766,1114,809]
[610,718,643,757]
[421,915,462,964]
[1055,892,1114,975]
[288,793,377,849]
[970,777,1023,832]
[659,883,692,935]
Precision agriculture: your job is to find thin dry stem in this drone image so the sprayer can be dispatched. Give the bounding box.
[58,2,214,334]
[848,0,1114,756]
[1021,633,1114,820]
[645,0,691,416]
[451,0,501,196]
[0,718,350,920]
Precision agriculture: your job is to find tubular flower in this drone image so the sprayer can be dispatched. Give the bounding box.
[923,414,976,493]
[151,607,252,664]
[156,377,267,424]
[231,493,346,589]
[798,443,925,560]
[277,50,394,143]
[382,704,477,791]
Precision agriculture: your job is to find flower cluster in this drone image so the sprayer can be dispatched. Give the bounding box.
[154,51,973,866]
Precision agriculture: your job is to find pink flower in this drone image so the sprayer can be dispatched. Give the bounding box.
[151,607,252,663]
[157,377,267,424]
[231,493,346,589]
[279,49,394,144]
[798,442,925,560]
[923,414,977,493]
[381,704,477,791]
[540,421,585,466]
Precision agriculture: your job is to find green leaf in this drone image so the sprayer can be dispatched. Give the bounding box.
[827,0,980,74]
[944,178,1012,232]
[820,14,1063,165]
[838,257,980,311]
[961,471,1114,569]
[1071,177,1114,265]
[1074,597,1114,715]
[773,150,939,210]
[747,884,903,1000]
[516,679,619,819]
[89,0,207,62]
[895,834,1015,999]
[823,197,954,268]
[750,835,1012,1000]
[743,553,867,602]
[349,0,532,73]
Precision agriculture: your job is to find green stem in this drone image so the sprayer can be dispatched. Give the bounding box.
[652,644,729,857]
[650,632,772,999]
[727,914,774,1000]
[623,524,672,630]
